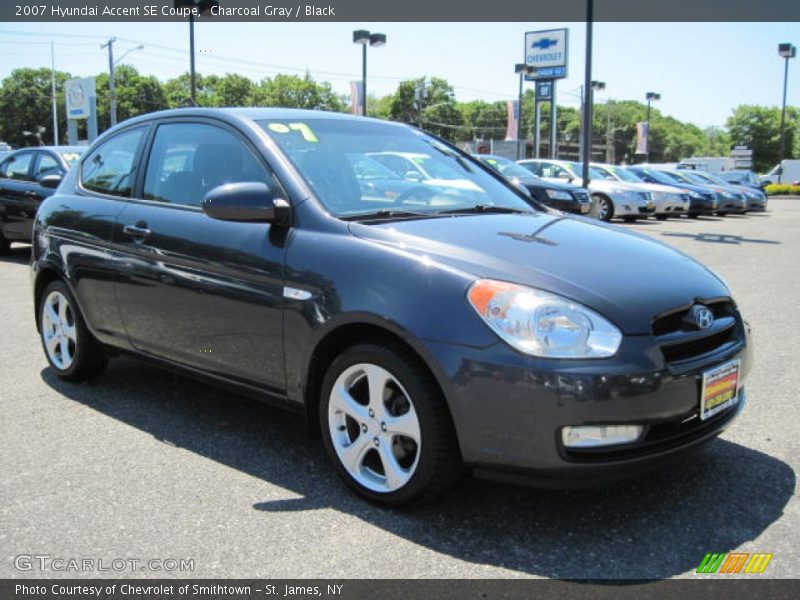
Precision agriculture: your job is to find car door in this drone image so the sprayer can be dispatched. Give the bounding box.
[112,118,287,392]
[0,151,36,240]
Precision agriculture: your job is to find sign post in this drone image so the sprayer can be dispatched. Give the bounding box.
[525,28,568,160]
[64,77,98,145]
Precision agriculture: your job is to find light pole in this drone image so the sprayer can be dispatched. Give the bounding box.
[102,39,143,127]
[580,0,594,188]
[514,64,535,160]
[645,91,660,162]
[778,43,796,183]
[353,30,386,117]
[175,1,219,106]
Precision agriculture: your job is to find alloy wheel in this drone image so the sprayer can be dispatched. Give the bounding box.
[327,363,421,493]
[41,290,77,370]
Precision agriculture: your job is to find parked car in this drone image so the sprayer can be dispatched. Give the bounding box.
[518,159,655,222]
[660,169,747,215]
[718,170,765,190]
[473,154,591,215]
[689,170,767,212]
[0,146,84,252]
[590,163,689,220]
[32,108,752,506]
[627,166,717,218]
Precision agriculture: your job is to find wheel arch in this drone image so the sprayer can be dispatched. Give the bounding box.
[302,319,457,445]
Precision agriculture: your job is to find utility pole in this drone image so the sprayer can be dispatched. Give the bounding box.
[50,41,58,145]
[777,43,796,183]
[102,37,117,127]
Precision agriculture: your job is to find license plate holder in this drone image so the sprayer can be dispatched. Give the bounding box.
[700,359,740,421]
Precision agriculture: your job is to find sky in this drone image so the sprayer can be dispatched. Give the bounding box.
[0,21,798,128]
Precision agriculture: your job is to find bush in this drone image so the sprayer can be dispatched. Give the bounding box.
[765,184,800,196]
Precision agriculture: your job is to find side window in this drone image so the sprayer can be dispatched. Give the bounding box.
[81,127,146,197]
[34,154,62,180]
[2,153,34,181]
[143,122,275,207]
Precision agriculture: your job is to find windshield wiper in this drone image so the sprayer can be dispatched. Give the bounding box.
[340,209,438,222]
[434,205,532,216]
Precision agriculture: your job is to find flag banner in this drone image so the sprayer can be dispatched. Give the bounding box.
[506,100,520,141]
[635,121,649,155]
[350,81,363,116]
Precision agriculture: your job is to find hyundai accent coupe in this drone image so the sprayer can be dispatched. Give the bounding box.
[31,108,752,506]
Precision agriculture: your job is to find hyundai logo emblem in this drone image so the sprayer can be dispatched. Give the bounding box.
[691,305,714,330]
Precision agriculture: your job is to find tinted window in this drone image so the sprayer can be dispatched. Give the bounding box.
[143,122,274,207]
[34,153,62,179]
[81,127,146,197]
[1,153,34,181]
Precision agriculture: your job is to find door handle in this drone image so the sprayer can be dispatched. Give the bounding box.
[24,190,39,198]
[123,224,151,239]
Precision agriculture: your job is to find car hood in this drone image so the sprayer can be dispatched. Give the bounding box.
[349,213,729,335]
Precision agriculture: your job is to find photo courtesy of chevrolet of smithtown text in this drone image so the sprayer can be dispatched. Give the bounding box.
[0,0,799,599]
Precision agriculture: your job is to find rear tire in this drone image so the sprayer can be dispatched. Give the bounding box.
[319,342,463,507]
[0,233,10,254]
[655,214,669,221]
[38,280,107,381]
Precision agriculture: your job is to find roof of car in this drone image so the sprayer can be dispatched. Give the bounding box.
[122,107,397,125]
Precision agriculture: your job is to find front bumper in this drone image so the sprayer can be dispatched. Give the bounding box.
[612,193,656,218]
[425,319,751,486]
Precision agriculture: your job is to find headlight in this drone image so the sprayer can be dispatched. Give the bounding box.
[467,280,622,358]
[686,190,703,199]
[545,189,572,200]
[719,190,734,199]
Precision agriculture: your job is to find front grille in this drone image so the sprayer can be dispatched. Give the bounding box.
[652,300,742,366]
[571,190,590,203]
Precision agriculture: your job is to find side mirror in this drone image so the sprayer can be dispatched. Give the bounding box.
[404,170,423,182]
[201,182,291,225]
[38,173,62,189]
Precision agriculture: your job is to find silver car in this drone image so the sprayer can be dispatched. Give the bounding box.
[518,159,656,222]
[591,163,690,220]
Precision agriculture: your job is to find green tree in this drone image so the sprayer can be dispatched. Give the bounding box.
[253,73,344,111]
[95,65,167,131]
[213,73,256,106]
[727,104,799,172]
[0,68,72,147]
[388,77,463,141]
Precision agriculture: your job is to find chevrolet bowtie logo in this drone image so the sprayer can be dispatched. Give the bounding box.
[532,38,558,50]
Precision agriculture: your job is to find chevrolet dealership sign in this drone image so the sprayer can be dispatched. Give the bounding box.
[524,28,568,80]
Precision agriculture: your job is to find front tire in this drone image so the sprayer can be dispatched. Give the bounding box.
[39,280,107,381]
[320,342,463,507]
[0,232,10,254]
[593,194,614,222]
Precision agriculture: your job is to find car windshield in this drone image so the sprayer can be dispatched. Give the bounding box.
[570,163,610,180]
[671,170,709,185]
[259,118,536,218]
[479,156,536,179]
[604,166,643,183]
[692,171,728,186]
[639,169,682,184]
[59,150,84,165]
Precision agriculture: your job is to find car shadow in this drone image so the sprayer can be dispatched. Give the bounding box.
[1,244,31,265]
[661,232,780,245]
[41,360,794,580]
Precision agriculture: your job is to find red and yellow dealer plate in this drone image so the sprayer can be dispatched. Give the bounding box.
[700,359,741,420]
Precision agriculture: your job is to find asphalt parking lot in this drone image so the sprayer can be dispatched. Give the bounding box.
[2,198,799,580]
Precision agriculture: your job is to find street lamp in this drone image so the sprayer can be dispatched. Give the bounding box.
[175,0,219,106]
[778,43,796,183]
[102,38,144,127]
[580,0,594,188]
[514,63,535,160]
[353,30,386,117]
[645,91,660,162]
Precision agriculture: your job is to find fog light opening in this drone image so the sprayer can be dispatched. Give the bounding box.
[562,425,644,448]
